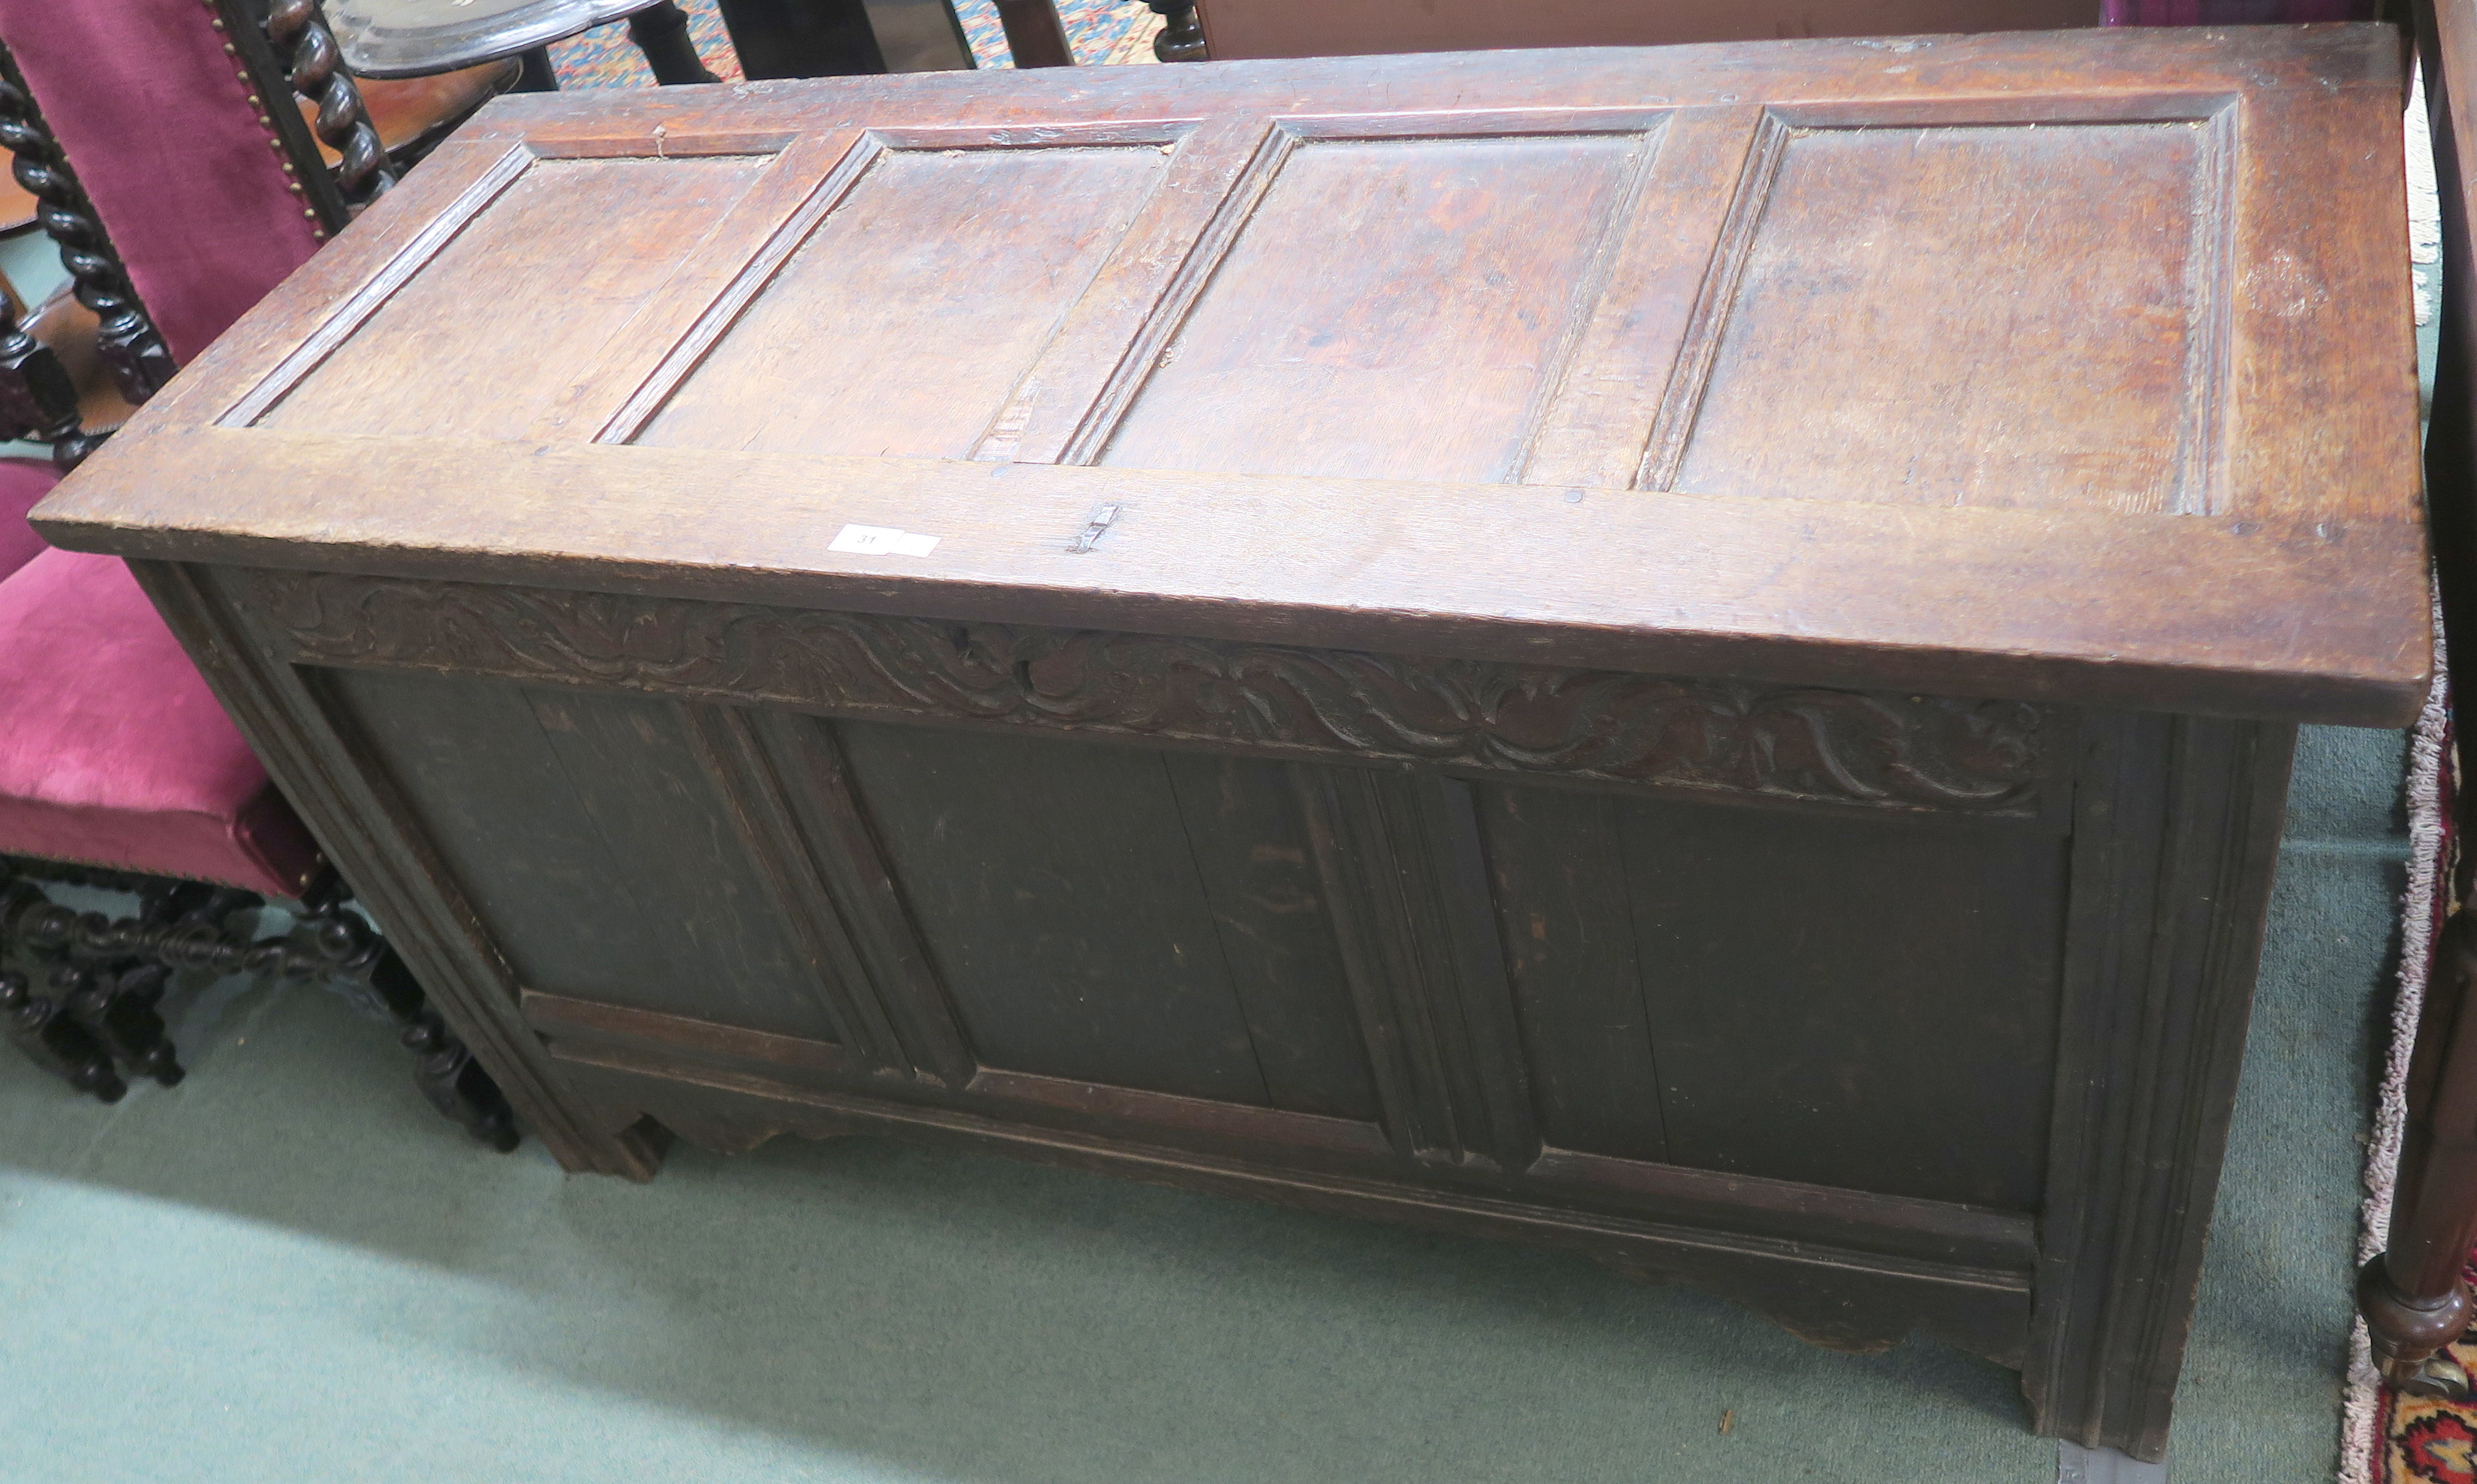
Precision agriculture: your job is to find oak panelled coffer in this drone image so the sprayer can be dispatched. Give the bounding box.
[31,26,2426,1460]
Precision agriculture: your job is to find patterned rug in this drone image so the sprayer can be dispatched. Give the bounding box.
[2385,1273,2477,1484]
[548,0,1163,87]
[2357,671,2463,1484]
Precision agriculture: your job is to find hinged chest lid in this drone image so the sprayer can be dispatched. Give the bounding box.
[34,26,2430,723]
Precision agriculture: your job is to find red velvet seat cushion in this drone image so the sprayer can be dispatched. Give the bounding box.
[0,547,320,897]
[0,456,59,579]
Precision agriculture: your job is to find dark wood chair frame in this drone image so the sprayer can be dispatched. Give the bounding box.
[1,857,517,1148]
[2360,0,2477,1399]
[703,0,1112,74]
[501,2,720,92]
[0,0,404,474]
[0,14,516,1150]
[0,40,173,471]
[1148,1,1202,60]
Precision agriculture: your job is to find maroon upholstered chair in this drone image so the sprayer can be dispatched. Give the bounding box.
[0,460,58,580]
[0,0,490,614]
[0,0,515,1147]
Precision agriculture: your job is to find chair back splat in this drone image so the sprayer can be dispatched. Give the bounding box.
[0,44,171,457]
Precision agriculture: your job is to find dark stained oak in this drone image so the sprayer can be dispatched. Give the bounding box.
[39,427,2433,726]
[27,29,2425,1464]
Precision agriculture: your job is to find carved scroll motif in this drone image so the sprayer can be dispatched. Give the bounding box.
[249,570,2050,816]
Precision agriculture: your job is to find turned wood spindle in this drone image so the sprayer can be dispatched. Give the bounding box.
[0,48,174,417]
[1149,1,1205,61]
[265,0,394,208]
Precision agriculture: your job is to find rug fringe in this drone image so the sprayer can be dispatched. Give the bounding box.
[2340,584,2451,1484]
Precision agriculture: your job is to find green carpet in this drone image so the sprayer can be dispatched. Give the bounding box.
[0,723,2409,1482]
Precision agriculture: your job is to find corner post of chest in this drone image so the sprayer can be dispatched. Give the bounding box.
[2022,710,2297,1462]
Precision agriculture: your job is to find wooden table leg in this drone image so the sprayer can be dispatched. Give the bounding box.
[994,0,1074,66]
[1149,1,1205,61]
[712,0,886,77]
[513,45,558,91]
[2362,909,2477,1396]
[627,1,723,84]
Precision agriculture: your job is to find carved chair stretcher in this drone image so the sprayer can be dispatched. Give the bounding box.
[30,30,2428,1462]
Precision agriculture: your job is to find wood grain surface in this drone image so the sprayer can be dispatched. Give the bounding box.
[46,426,2431,723]
[30,31,2427,1464]
[33,26,2427,725]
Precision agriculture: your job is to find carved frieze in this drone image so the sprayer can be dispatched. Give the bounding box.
[246,569,2050,815]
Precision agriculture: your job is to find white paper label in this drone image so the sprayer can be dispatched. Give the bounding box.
[829,524,941,557]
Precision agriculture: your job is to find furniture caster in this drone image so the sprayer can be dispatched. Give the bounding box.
[2360,1255,2477,1396]
[2401,1351,2473,1400]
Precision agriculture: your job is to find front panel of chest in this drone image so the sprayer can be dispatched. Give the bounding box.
[232,568,2102,1226]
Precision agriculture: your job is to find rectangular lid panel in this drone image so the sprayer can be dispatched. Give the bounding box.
[34,30,2427,725]
[1672,115,2226,514]
[1099,126,1654,485]
[208,32,2412,530]
[256,154,771,441]
[635,139,1172,459]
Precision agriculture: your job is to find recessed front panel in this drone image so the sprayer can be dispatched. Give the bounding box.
[318,665,848,1045]
[1481,781,2068,1209]
[837,721,1378,1117]
[274,560,2076,1211]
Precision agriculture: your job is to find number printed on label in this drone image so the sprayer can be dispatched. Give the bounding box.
[828,524,941,557]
